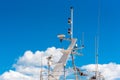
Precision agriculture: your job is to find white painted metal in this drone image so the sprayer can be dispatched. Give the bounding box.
[49,39,77,80]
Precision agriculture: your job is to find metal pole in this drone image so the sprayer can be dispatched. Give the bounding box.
[95,37,99,80]
[71,53,78,80]
[70,7,73,39]
[64,64,66,80]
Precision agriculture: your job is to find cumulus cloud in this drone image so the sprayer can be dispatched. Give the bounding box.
[0,47,120,80]
[0,70,34,80]
[81,63,120,80]
[0,47,63,80]
[16,47,62,67]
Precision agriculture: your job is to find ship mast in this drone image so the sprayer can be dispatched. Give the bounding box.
[70,7,78,80]
[70,7,73,39]
[48,6,78,80]
[47,4,86,79]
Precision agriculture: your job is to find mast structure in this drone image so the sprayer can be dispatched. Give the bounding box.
[48,6,80,80]
[48,5,86,80]
[39,0,107,79]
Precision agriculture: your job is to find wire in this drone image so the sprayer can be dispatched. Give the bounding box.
[97,0,101,46]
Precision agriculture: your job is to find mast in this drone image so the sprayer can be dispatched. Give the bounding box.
[68,7,73,39]
[71,7,73,39]
[48,4,86,79]
[49,6,77,80]
[69,6,78,80]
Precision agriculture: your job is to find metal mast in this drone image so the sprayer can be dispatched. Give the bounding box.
[71,7,73,39]
[69,6,78,80]
[49,7,77,80]
[48,5,85,80]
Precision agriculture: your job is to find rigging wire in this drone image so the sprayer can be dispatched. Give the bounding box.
[97,0,101,48]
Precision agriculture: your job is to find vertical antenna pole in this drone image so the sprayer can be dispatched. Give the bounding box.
[96,0,101,79]
[95,37,99,79]
[70,7,73,38]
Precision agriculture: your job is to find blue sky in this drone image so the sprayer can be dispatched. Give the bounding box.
[0,0,120,77]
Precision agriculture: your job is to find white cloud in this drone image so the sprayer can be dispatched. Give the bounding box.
[0,47,63,80]
[16,47,62,67]
[0,70,34,80]
[0,47,120,80]
[81,63,120,80]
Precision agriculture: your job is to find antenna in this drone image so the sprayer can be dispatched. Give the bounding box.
[78,32,85,55]
[95,37,99,79]
[95,0,101,78]
[80,32,85,53]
